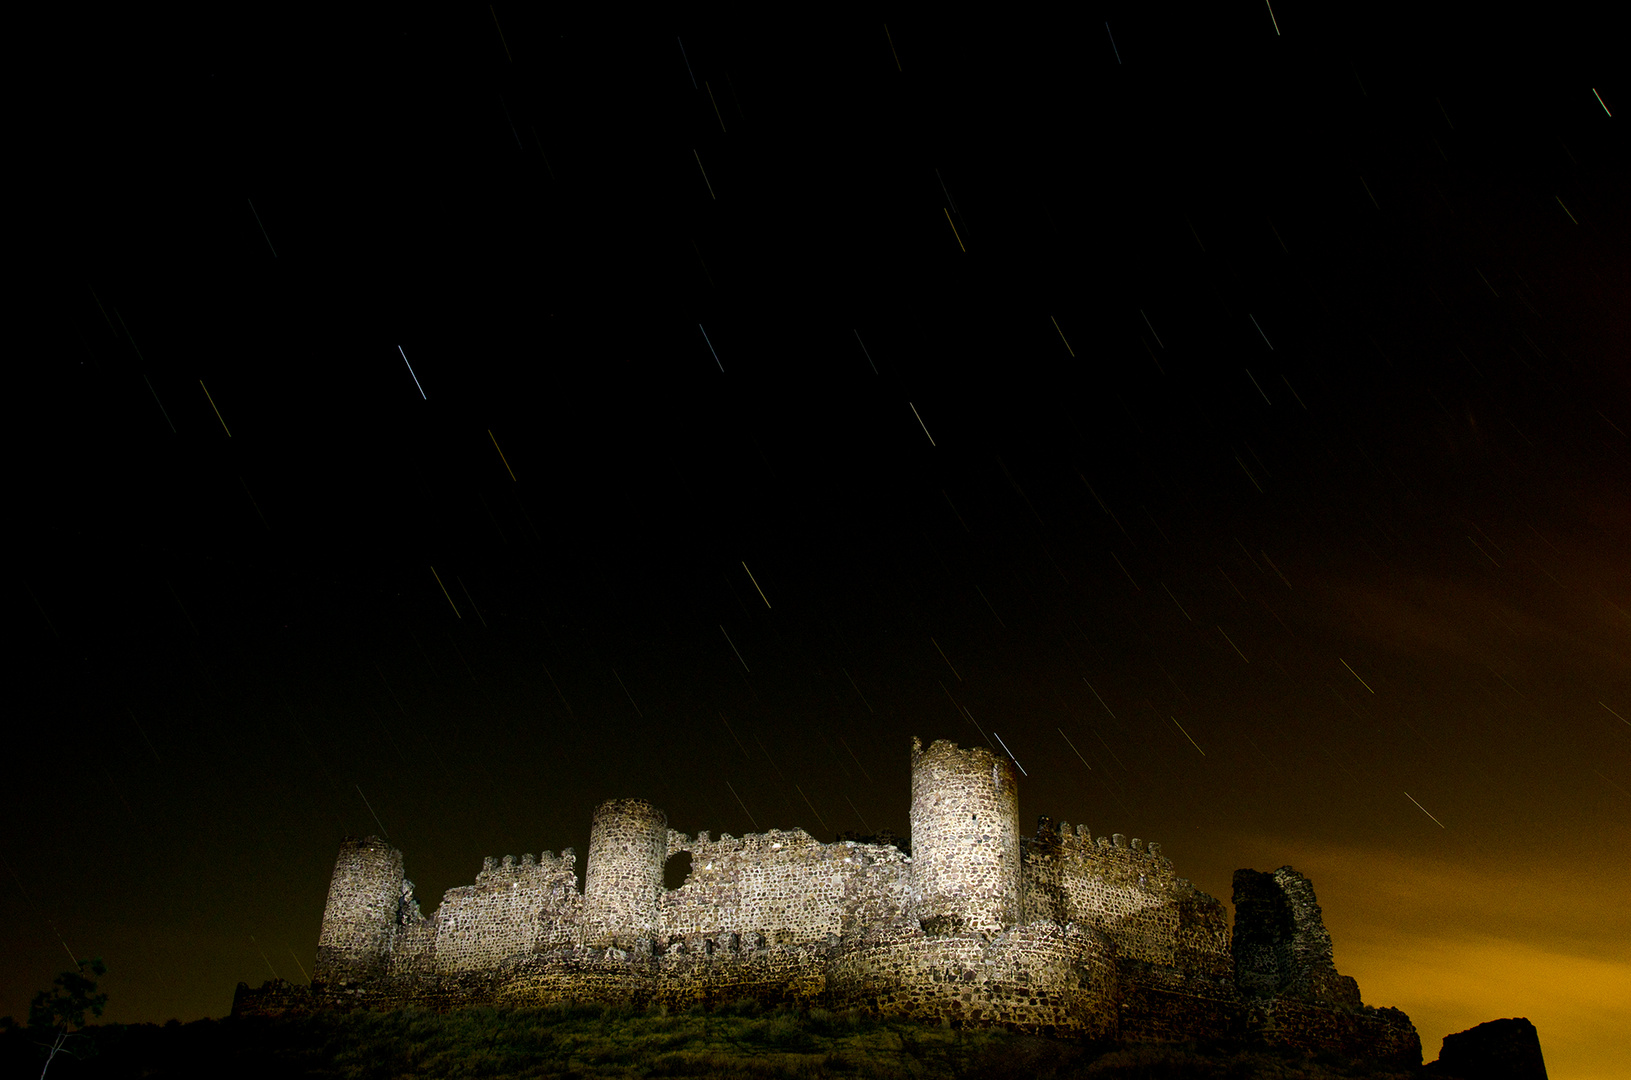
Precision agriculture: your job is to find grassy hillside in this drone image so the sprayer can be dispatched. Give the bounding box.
[0,1002,1425,1079]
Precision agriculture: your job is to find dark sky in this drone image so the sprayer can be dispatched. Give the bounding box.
[12,6,1628,1075]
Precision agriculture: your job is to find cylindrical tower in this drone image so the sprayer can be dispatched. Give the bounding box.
[581,798,668,947]
[909,738,1020,935]
[313,836,404,983]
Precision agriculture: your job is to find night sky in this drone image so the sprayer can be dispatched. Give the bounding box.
[12,7,1627,1076]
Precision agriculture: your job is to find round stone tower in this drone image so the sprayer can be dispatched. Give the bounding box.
[313,836,405,983]
[581,798,668,948]
[909,738,1021,936]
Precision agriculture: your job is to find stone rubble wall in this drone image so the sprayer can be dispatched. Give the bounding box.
[314,837,404,983]
[1232,867,1361,1008]
[825,922,1119,1037]
[388,915,439,978]
[909,738,1021,935]
[234,972,506,1017]
[1115,982,1243,1042]
[426,851,581,974]
[498,936,831,1011]
[1250,999,1423,1066]
[1227,866,1418,1063]
[1021,818,1233,989]
[661,829,911,946]
[582,799,669,947]
[1268,867,1362,1007]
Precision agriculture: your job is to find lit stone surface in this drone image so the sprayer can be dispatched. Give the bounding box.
[582,799,668,947]
[661,828,912,945]
[429,850,581,974]
[313,837,404,983]
[1022,817,1233,988]
[909,738,1021,935]
[239,739,1418,1062]
[826,922,1119,1037]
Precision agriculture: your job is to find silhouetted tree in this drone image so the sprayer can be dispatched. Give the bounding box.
[28,957,107,1078]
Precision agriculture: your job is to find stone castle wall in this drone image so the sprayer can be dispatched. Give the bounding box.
[1233,867,1361,1008]
[661,829,911,946]
[246,738,1418,1063]
[909,738,1020,935]
[582,799,668,947]
[1228,867,1417,1064]
[826,921,1119,1037]
[498,934,833,1012]
[313,837,404,983]
[424,851,581,974]
[1021,818,1233,986]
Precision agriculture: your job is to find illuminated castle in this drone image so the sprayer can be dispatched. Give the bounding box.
[235,738,1419,1061]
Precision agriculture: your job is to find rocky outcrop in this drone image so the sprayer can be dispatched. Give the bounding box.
[1426,1017,1549,1080]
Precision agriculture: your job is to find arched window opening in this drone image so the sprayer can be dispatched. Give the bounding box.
[664,851,693,890]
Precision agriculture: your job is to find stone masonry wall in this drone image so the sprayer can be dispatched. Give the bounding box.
[389,913,439,978]
[498,936,833,1012]
[1020,815,1236,1042]
[1230,867,1418,1065]
[314,837,404,983]
[582,799,668,947]
[1021,818,1233,990]
[1232,867,1360,1008]
[909,738,1021,935]
[428,850,580,973]
[661,829,911,947]
[1115,982,1243,1043]
[826,922,1119,1037]
[1251,999,1422,1066]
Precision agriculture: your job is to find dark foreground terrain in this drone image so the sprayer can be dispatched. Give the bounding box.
[1,1003,1435,1079]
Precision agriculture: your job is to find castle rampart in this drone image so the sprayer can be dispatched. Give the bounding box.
[428,851,581,974]
[825,920,1120,1036]
[1021,818,1232,983]
[241,738,1417,1063]
[660,828,911,947]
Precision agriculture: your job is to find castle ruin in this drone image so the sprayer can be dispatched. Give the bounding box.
[234,738,1419,1062]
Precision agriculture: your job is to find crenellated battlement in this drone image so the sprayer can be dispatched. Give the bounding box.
[275,737,1416,1061]
[1018,810,1230,1001]
[660,825,912,948]
[1030,816,1171,866]
[474,849,577,887]
[666,826,867,859]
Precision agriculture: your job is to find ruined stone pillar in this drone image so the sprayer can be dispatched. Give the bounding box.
[1232,866,1361,1007]
[908,738,1020,935]
[581,798,668,948]
[313,836,404,984]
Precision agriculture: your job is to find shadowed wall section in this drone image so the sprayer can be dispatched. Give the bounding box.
[1233,867,1361,1007]
[1232,867,1420,1063]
